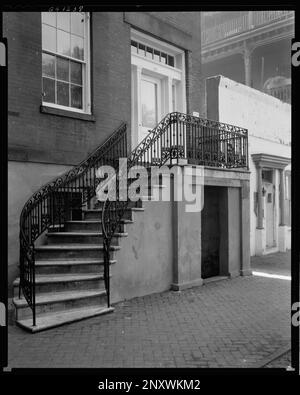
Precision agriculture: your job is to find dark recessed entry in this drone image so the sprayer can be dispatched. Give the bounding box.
[201,186,221,279]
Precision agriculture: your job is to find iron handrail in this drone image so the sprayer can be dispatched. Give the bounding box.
[19,122,127,326]
[101,112,248,306]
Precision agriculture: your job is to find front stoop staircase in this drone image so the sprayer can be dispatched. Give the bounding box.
[13,199,144,332]
[15,113,249,333]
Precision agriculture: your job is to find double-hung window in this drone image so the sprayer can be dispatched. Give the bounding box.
[41,12,91,113]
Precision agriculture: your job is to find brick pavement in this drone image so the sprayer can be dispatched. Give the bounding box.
[8,252,291,368]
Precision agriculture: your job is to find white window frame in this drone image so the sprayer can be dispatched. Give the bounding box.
[41,12,91,114]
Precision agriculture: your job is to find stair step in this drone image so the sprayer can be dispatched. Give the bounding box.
[35,244,120,260]
[83,207,144,220]
[83,207,145,213]
[47,232,127,236]
[35,244,120,250]
[34,258,116,274]
[14,289,106,308]
[46,232,127,245]
[63,220,131,232]
[16,305,114,333]
[14,272,103,286]
[36,258,114,265]
[13,289,108,320]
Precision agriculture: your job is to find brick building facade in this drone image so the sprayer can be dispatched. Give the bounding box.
[5,11,251,331]
[6,11,204,290]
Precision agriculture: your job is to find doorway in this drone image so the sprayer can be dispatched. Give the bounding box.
[201,187,221,279]
[130,29,186,149]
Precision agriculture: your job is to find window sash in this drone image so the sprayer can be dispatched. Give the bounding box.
[41,12,90,113]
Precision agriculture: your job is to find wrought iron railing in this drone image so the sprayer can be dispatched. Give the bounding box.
[185,114,248,168]
[101,112,248,302]
[202,10,294,46]
[265,84,291,104]
[19,122,127,326]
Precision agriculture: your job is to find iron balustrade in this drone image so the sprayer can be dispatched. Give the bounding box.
[19,122,127,326]
[264,84,291,104]
[19,112,248,326]
[202,11,294,46]
[101,112,248,303]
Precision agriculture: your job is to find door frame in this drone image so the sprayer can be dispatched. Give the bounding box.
[130,29,186,149]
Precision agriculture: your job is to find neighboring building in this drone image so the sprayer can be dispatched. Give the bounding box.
[206,75,291,256]
[6,12,251,331]
[201,11,294,103]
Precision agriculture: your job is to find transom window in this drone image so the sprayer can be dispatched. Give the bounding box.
[41,12,91,112]
[131,40,175,67]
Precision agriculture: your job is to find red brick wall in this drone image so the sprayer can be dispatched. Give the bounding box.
[5,12,132,165]
[5,11,204,166]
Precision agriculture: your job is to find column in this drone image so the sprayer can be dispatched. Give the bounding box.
[136,66,142,135]
[248,11,254,28]
[171,166,203,290]
[279,169,286,226]
[278,169,287,251]
[240,181,252,276]
[255,164,265,255]
[243,43,252,87]
[257,165,263,229]
[167,76,173,113]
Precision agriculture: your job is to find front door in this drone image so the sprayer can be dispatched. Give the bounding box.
[140,74,162,142]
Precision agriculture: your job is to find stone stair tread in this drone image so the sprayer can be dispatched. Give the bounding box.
[13,272,103,286]
[14,289,106,307]
[83,207,144,212]
[64,219,133,224]
[35,244,120,250]
[35,258,116,266]
[16,305,114,332]
[47,232,128,237]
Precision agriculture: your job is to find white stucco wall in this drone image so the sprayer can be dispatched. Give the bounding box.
[8,161,71,293]
[213,76,291,256]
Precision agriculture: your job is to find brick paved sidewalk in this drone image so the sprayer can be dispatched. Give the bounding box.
[251,250,291,276]
[8,252,291,368]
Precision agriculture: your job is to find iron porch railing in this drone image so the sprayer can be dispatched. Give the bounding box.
[101,113,248,304]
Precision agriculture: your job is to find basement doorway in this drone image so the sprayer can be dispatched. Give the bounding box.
[201,186,228,279]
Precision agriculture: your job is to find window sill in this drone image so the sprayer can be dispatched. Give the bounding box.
[40,105,96,122]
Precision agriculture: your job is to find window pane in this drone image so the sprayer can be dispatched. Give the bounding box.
[168,55,174,67]
[57,57,69,81]
[57,30,71,56]
[71,85,82,108]
[141,80,157,128]
[42,24,56,52]
[153,50,160,62]
[131,41,138,54]
[146,47,153,59]
[57,12,70,31]
[42,53,55,78]
[71,13,84,37]
[71,35,84,60]
[57,81,69,106]
[161,53,167,65]
[70,61,82,85]
[43,77,55,103]
[42,12,56,27]
[138,43,145,55]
